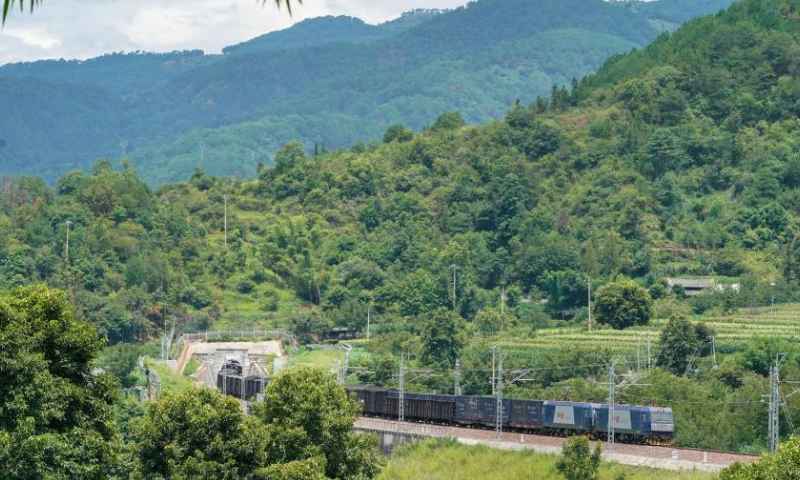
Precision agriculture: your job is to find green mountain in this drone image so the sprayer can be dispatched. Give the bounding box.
[0,0,735,184]
[1,0,799,451]
[223,11,443,55]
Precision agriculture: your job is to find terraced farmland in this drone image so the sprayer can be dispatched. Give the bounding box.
[495,303,800,357]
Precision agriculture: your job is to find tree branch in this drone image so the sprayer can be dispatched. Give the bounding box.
[3,0,298,25]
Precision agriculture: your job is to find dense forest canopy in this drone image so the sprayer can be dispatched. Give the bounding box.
[1,0,798,344]
[0,0,736,184]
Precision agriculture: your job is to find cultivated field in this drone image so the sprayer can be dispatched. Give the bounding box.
[496,303,800,356]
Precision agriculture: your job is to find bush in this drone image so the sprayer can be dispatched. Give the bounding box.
[594,280,652,329]
[652,297,691,320]
[555,436,601,480]
[236,279,255,294]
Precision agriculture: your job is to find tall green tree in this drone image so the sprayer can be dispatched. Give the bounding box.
[420,307,466,368]
[594,280,652,330]
[254,368,383,480]
[657,317,714,375]
[131,388,262,480]
[0,285,121,480]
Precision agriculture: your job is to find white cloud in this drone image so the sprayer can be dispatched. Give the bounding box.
[0,0,470,65]
[3,27,61,49]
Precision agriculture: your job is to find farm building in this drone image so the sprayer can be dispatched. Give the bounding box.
[667,278,741,297]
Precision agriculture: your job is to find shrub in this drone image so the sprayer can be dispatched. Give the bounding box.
[594,280,652,329]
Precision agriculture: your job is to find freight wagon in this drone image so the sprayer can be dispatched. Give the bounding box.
[344,385,675,445]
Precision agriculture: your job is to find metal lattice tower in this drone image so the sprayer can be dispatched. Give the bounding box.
[336,343,352,384]
[768,355,785,453]
[454,359,462,396]
[161,317,175,361]
[608,359,616,451]
[495,353,504,438]
[242,355,249,399]
[398,354,406,425]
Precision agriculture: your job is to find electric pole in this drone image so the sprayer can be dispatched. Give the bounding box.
[451,264,457,312]
[223,195,229,246]
[366,304,371,341]
[199,141,206,163]
[636,338,641,373]
[491,346,498,396]
[64,219,73,266]
[587,277,592,331]
[454,359,461,395]
[500,286,506,316]
[608,359,616,451]
[647,333,652,373]
[495,352,504,438]
[711,336,718,369]
[398,354,406,425]
[120,139,128,158]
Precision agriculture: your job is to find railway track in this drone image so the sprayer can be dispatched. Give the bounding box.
[354,417,760,472]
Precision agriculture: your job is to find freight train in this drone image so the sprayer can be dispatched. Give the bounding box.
[215,360,268,400]
[345,385,675,445]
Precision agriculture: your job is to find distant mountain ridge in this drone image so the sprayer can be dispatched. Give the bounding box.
[223,10,444,55]
[0,0,736,184]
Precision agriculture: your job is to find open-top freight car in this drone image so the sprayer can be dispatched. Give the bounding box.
[345,385,675,445]
[216,370,269,401]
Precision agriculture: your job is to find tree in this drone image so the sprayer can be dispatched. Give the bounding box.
[420,307,466,368]
[253,368,383,480]
[594,280,652,329]
[642,128,685,178]
[131,388,262,480]
[657,317,714,375]
[474,308,507,336]
[2,0,297,23]
[0,285,121,480]
[555,436,602,480]
[383,125,415,144]
[431,111,466,131]
[132,369,381,480]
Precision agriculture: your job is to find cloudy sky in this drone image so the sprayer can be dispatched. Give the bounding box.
[0,0,470,65]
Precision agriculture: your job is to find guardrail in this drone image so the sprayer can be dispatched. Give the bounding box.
[175,329,298,356]
[178,329,296,343]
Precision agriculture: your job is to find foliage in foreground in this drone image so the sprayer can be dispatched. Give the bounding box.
[556,436,602,480]
[0,285,120,479]
[720,435,800,480]
[131,368,383,480]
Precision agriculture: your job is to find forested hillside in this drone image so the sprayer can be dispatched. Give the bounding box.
[0,0,735,184]
[1,0,798,342]
[2,0,800,452]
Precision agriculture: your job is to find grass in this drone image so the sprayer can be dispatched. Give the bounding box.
[183,358,201,377]
[146,358,195,392]
[378,440,714,480]
[212,284,303,331]
[291,349,342,373]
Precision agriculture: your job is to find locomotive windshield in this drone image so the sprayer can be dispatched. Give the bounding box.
[652,411,673,423]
